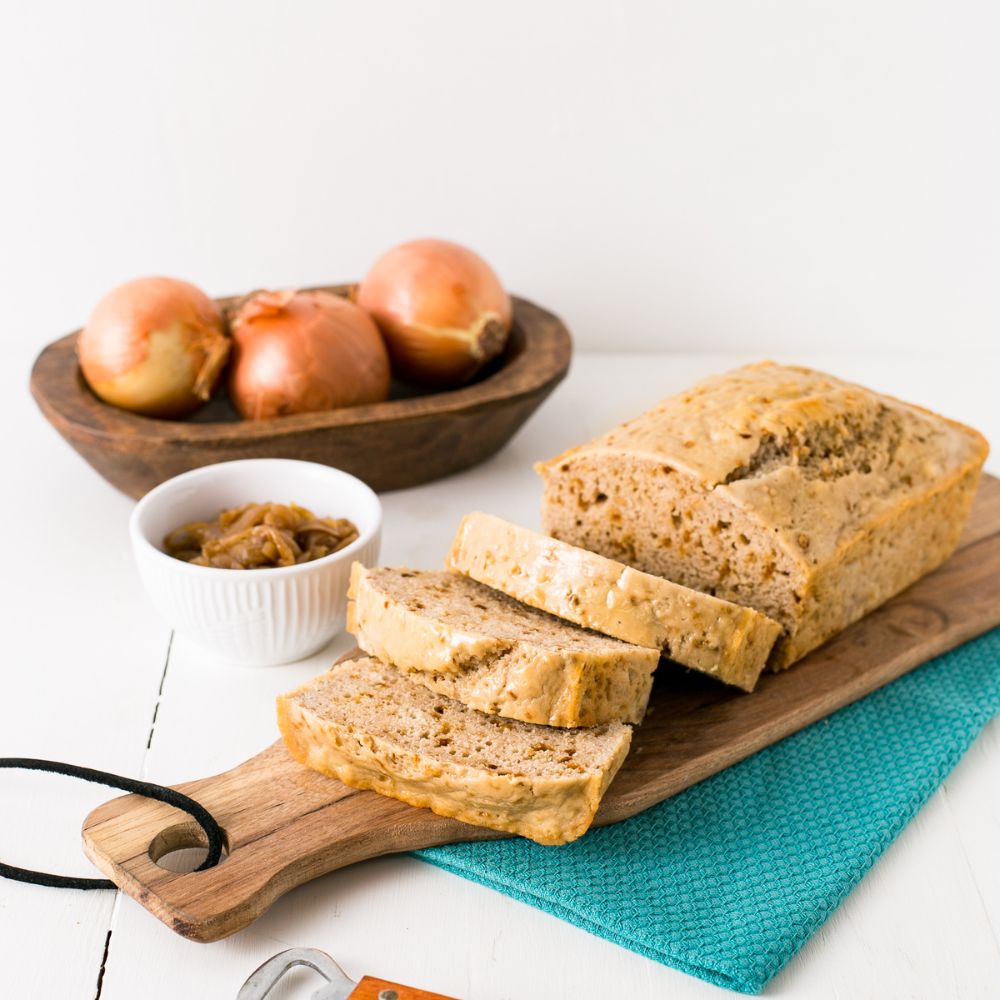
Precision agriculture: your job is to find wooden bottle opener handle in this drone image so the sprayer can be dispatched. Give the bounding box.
[352,977,458,999]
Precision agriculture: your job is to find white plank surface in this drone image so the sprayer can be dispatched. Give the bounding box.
[0,338,172,998]
[2,353,998,999]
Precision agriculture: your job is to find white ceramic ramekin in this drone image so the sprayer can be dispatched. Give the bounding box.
[130,459,381,666]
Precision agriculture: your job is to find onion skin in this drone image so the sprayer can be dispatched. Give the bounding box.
[228,289,391,420]
[356,238,512,388]
[78,276,230,419]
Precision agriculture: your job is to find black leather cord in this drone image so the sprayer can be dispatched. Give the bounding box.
[0,758,225,890]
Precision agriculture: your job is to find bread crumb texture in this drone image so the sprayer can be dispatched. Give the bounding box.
[348,563,658,725]
[537,362,988,668]
[277,657,632,845]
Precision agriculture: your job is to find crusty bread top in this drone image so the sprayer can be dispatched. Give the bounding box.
[538,361,989,564]
[286,657,632,780]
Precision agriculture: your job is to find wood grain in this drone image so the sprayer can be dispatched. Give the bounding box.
[350,977,459,1000]
[82,476,1000,943]
[29,290,572,497]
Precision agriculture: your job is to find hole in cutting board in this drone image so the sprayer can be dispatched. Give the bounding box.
[155,844,230,874]
[149,821,229,873]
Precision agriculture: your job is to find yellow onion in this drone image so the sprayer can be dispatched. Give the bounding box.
[356,238,512,387]
[228,289,390,420]
[77,276,230,418]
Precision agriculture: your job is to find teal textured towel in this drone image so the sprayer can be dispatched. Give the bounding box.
[415,628,1000,994]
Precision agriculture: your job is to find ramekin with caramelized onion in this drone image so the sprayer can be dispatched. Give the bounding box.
[130,459,381,666]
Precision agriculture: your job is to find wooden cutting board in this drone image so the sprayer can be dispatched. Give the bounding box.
[82,475,1000,943]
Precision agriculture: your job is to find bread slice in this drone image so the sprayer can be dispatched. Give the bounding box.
[446,513,781,692]
[277,657,632,845]
[537,362,989,669]
[347,563,659,726]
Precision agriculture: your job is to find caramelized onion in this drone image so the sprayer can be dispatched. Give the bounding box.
[228,289,390,420]
[356,238,512,388]
[164,502,359,568]
[77,276,230,418]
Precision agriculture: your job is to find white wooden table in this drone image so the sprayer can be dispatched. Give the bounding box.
[2,352,998,999]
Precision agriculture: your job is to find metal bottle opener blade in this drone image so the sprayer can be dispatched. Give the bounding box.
[237,947,459,1000]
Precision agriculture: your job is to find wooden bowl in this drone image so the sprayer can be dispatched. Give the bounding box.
[30,288,572,497]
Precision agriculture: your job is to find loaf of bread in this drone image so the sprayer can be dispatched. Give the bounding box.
[277,657,632,845]
[446,512,781,691]
[347,563,659,726]
[538,362,988,668]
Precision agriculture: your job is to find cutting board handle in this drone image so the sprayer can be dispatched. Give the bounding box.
[82,741,498,942]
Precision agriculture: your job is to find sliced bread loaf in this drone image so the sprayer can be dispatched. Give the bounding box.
[536,362,988,668]
[277,657,632,845]
[446,512,781,691]
[347,563,659,726]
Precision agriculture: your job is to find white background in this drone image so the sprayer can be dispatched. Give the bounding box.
[3,3,1000,999]
[3,0,999,362]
